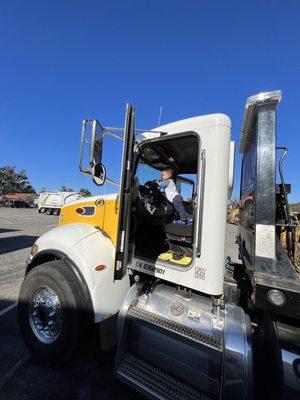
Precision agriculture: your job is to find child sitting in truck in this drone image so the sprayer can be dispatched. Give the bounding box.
[155,168,191,224]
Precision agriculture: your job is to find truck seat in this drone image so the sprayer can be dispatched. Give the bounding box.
[164,223,193,244]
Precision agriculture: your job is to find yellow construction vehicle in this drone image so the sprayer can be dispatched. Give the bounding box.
[226,207,239,224]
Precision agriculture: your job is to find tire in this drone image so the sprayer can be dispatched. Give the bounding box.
[46,209,52,215]
[18,260,89,366]
[40,208,45,213]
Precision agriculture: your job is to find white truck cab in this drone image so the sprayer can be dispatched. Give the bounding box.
[18,92,300,400]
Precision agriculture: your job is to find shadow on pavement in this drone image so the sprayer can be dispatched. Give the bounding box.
[0,229,20,234]
[0,324,143,400]
[0,236,38,255]
[0,306,29,392]
[0,300,17,311]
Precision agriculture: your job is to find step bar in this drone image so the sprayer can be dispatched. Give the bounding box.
[117,354,211,400]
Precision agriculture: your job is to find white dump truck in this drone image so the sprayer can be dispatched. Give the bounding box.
[37,191,82,215]
[18,92,300,400]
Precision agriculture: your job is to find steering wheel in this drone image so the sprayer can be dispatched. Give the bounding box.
[143,180,168,205]
[144,180,161,192]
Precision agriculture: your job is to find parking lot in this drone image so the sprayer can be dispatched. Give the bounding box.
[0,207,239,400]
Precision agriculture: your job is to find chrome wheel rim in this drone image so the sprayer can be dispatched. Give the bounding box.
[29,286,63,344]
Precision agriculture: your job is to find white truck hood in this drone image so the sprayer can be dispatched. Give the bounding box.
[34,223,99,256]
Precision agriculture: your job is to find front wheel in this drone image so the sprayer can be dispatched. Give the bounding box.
[18,260,89,366]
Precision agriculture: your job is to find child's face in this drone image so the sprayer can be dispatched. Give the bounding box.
[162,170,172,180]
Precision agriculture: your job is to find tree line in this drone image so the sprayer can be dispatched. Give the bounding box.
[0,166,91,197]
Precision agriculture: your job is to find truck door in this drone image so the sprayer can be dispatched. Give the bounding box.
[114,104,136,279]
[79,104,136,278]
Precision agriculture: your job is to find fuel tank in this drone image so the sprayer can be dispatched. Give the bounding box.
[115,282,253,400]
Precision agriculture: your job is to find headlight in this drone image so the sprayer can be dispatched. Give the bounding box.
[31,244,39,256]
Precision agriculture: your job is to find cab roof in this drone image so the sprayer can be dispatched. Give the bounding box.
[138,113,231,174]
[139,113,231,142]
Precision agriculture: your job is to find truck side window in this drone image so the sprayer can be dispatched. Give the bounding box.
[176,174,196,201]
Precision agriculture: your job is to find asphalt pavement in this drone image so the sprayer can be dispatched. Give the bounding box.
[0,208,57,311]
[0,207,239,400]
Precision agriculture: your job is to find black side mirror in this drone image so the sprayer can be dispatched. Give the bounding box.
[92,163,106,186]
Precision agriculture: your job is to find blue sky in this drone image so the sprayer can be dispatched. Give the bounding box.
[0,0,299,201]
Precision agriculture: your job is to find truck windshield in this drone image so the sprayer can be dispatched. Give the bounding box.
[135,162,161,185]
[135,161,196,201]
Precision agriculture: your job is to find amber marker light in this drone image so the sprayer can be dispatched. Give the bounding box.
[31,244,39,256]
[95,264,106,271]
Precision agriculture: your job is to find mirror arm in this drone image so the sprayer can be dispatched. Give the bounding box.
[81,168,91,175]
[105,178,120,187]
[103,129,124,141]
[105,127,167,137]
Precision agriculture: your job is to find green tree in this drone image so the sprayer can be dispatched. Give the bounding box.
[79,188,92,197]
[0,166,35,195]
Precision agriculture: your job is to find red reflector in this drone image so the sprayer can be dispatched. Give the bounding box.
[76,208,84,214]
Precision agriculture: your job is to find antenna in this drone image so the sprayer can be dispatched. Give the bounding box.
[157,106,163,127]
